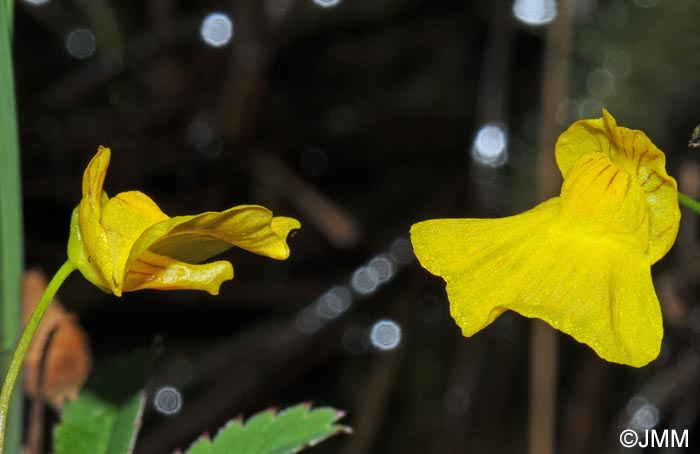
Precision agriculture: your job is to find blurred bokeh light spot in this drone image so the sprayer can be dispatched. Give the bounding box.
[312,0,343,8]
[316,286,352,319]
[587,69,615,98]
[604,49,632,77]
[200,13,234,48]
[471,123,508,167]
[351,266,379,295]
[266,0,294,20]
[65,29,96,59]
[370,319,402,351]
[296,307,324,334]
[153,386,183,416]
[368,254,395,284]
[512,0,557,26]
[389,238,414,265]
[556,99,579,126]
[627,397,659,431]
[627,396,647,413]
[22,0,50,5]
[186,119,222,158]
[578,97,604,119]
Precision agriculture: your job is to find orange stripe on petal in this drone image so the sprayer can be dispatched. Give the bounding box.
[555,110,679,264]
[101,191,169,293]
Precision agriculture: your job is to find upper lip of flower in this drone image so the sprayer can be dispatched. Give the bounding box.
[556,109,679,264]
[67,146,301,296]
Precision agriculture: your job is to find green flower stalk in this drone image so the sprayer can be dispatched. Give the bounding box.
[0,262,75,452]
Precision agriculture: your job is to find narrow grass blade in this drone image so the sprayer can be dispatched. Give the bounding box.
[0,2,23,453]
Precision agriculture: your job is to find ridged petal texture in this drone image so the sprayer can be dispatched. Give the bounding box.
[68,146,300,296]
[411,110,680,367]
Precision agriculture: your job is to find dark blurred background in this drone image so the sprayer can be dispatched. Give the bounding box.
[13,0,700,452]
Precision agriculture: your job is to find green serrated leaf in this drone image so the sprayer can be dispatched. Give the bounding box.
[53,351,148,454]
[184,404,350,454]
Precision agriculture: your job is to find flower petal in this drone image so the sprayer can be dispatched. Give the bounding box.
[123,250,233,295]
[100,191,168,294]
[556,110,679,263]
[411,198,662,367]
[67,208,111,292]
[411,198,560,334]
[559,152,649,249]
[81,146,110,219]
[126,205,300,275]
[508,222,662,367]
[69,146,114,291]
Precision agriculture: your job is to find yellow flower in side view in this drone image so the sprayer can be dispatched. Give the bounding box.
[67,146,301,296]
[411,110,680,367]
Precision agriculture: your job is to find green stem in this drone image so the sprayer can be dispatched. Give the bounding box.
[0,260,75,454]
[679,192,700,214]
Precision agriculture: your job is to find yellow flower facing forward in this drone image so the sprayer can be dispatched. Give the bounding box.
[411,110,680,367]
[67,146,301,296]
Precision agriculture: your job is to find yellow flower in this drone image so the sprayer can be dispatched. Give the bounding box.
[67,146,300,296]
[410,110,680,367]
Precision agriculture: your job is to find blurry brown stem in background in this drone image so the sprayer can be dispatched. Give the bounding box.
[216,0,300,141]
[341,295,411,454]
[530,1,574,454]
[472,0,514,214]
[250,152,363,249]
